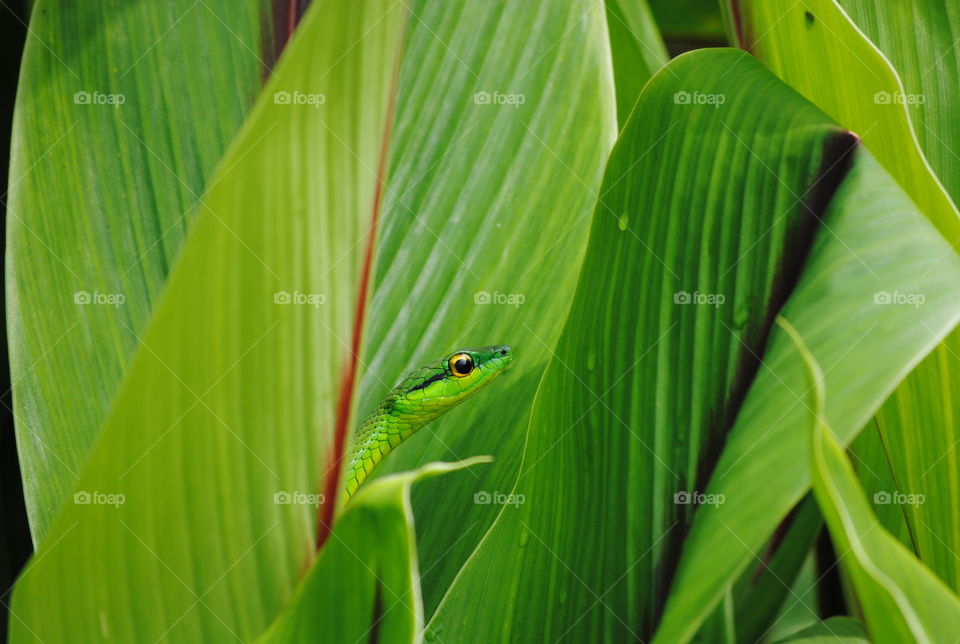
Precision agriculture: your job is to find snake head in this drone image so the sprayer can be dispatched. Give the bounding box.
[344,346,514,500]
[391,345,513,419]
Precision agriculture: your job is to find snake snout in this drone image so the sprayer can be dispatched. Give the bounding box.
[494,344,514,369]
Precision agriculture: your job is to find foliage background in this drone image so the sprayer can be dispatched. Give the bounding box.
[0,0,826,636]
[0,0,650,635]
[5,0,960,642]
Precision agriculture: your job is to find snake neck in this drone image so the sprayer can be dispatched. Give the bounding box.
[343,401,438,498]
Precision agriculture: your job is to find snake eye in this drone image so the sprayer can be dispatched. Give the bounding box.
[448,353,474,377]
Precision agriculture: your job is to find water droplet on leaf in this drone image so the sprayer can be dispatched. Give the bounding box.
[734,300,750,328]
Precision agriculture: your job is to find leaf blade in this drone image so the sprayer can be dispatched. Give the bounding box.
[8,0,406,640]
[8,0,278,542]
[655,148,960,642]
[357,0,619,617]
[791,320,960,643]
[421,48,960,642]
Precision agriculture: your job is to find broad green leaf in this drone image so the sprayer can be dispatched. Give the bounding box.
[772,616,869,643]
[734,0,960,594]
[426,47,960,642]
[835,0,960,595]
[732,495,823,643]
[8,0,278,541]
[8,0,404,640]
[648,0,726,42]
[836,1,960,202]
[766,555,828,642]
[701,499,826,642]
[848,423,915,551]
[655,141,960,643]
[788,319,960,643]
[869,343,960,591]
[727,0,959,244]
[257,459,488,644]
[699,586,737,644]
[356,0,617,617]
[605,0,669,125]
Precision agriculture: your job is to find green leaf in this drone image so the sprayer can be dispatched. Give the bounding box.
[605,0,669,125]
[8,0,405,640]
[771,616,869,643]
[766,555,829,641]
[727,0,960,244]
[786,318,960,643]
[835,0,960,595]
[848,423,915,551]
[648,0,726,42]
[699,585,737,644]
[734,0,960,594]
[8,0,277,541]
[836,0,960,202]
[356,0,617,617]
[426,47,960,641]
[256,459,489,644]
[655,108,960,644]
[731,495,823,643]
[869,339,960,590]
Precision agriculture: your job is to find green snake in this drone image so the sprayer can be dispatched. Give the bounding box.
[344,345,513,498]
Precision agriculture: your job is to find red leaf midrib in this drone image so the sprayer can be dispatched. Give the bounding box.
[315,13,406,550]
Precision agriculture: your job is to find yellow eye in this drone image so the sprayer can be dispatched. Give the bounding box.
[448,353,474,377]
